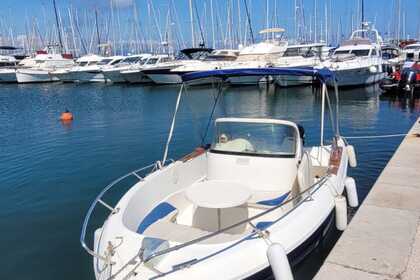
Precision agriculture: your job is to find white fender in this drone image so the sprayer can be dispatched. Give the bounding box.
[267,243,294,280]
[335,196,347,231]
[345,177,359,207]
[346,145,357,167]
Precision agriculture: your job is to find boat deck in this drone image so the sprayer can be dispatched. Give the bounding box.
[314,118,420,280]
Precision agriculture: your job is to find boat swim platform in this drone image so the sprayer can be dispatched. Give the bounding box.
[315,118,420,280]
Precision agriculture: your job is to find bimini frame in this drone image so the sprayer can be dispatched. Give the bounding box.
[162,67,339,164]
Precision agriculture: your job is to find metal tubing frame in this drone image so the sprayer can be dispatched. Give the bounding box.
[80,161,173,262]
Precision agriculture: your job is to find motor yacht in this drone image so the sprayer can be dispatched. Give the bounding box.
[321,24,386,87]
[120,55,174,84]
[0,54,18,83]
[50,54,104,82]
[64,56,124,83]
[102,54,152,83]
[15,46,75,83]
[81,67,359,280]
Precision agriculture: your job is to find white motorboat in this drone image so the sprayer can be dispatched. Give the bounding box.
[142,48,214,85]
[273,43,328,87]
[120,55,173,84]
[401,43,420,61]
[227,28,288,85]
[81,67,359,280]
[63,56,124,83]
[50,54,104,82]
[102,54,152,83]
[321,24,386,87]
[0,55,18,83]
[15,47,74,83]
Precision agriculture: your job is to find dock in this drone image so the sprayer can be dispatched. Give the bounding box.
[315,118,420,280]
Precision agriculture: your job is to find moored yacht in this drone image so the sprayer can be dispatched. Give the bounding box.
[15,46,74,83]
[120,55,174,84]
[321,24,386,87]
[142,48,214,85]
[0,53,18,83]
[50,54,104,82]
[64,56,124,83]
[81,68,359,280]
[102,54,152,83]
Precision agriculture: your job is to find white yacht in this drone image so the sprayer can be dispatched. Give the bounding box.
[401,43,420,61]
[227,28,288,85]
[64,56,124,83]
[142,48,214,85]
[102,54,152,83]
[50,54,104,82]
[81,68,359,280]
[273,43,327,86]
[321,25,386,87]
[120,55,174,84]
[15,47,75,83]
[0,54,18,83]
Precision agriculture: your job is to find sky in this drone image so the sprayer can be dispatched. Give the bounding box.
[0,0,419,49]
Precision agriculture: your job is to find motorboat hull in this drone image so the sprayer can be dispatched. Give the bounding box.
[121,70,152,84]
[102,69,126,83]
[16,69,58,83]
[245,210,335,279]
[143,68,183,85]
[70,70,107,83]
[0,68,17,83]
[332,67,386,87]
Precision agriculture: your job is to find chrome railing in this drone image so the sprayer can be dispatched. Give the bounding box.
[80,160,173,263]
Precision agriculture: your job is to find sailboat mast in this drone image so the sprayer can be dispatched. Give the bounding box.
[95,9,101,54]
[53,0,63,50]
[189,0,195,47]
[210,0,215,48]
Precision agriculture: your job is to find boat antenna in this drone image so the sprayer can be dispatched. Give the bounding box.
[243,0,255,44]
[53,0,64,50]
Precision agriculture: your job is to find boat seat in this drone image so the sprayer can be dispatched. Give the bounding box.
[143,220,246,244]
[247,191,291,209]
[137,202,178,234]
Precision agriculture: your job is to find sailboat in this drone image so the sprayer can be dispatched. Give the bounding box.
[80,68,359,280]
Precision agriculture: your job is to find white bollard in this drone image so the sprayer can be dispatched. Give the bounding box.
[267,243,294,280]
[346,145,357,168]
[345,177,359,207]
[335,195,348,231]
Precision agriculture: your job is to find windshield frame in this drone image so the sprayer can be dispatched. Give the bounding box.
[210,119,299,158]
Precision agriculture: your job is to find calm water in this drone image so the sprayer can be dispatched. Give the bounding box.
[0,82,419,280]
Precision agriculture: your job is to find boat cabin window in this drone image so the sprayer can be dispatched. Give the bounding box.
[98,59,113,65]
[110,59,123,65]
[145,58,158,65]
[333,50,350,55]
[211,121,297,157]
[371,49,377,56]
[350,49,370,56]
[78,61,88,66]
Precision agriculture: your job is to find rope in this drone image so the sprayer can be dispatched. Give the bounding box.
[343,133,419,140]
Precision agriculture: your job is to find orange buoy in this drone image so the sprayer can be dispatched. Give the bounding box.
[60,110,73,121]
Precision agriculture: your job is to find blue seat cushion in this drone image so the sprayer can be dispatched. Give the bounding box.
[256,192,290,206]
[255,221,274,230]
[137,202,176,234]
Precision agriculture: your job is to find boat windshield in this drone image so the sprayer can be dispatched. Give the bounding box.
[145,58,158,65]
[211,121,297,157]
